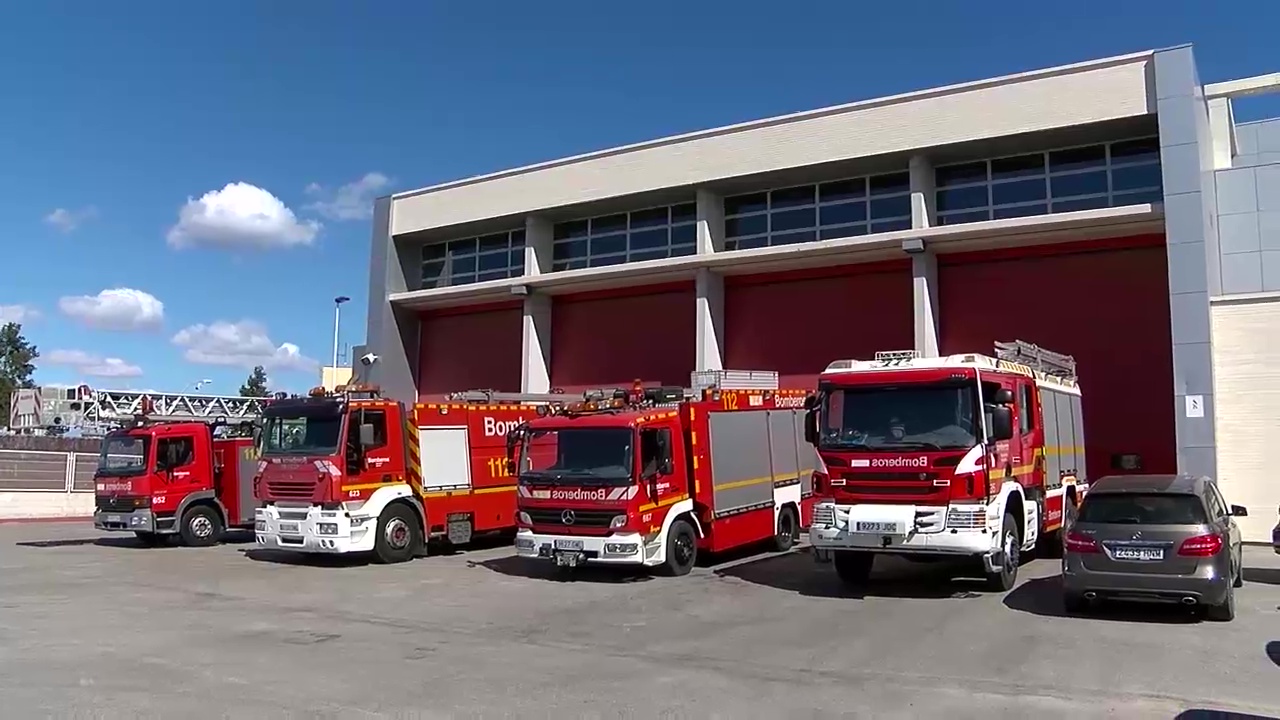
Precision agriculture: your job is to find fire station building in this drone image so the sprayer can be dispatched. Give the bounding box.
[365,46,1280,541]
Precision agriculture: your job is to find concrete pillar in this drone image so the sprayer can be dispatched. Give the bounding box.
[364,196,420,401]
[521,293,551,392]
[695,268,725,371]
[696,188,724,254]
[525,215,554,275]
[909,155,936,229]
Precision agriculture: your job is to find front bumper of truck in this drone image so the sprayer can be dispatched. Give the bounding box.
[514,528,651,567]
[94,507,157,533]
[808,502,1004,570]
[254,503,377,554]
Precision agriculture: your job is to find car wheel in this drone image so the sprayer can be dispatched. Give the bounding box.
[1233,551,1245,588]
[984,512,1020,592]
[1205,585,1236,622]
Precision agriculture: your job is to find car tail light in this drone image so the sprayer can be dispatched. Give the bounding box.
[1177,533,1224,557]
[1064,531,1100,554]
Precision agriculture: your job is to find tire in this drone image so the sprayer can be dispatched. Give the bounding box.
[659,519,698,577]
[1205,585,1236,622]
[374,503,422,564]
[984,512,1021,592]
[772,506,797,553]
[1062,592,1088,614]
[833,551,874,586]
[134,531,167,547]
[179,505,224,547]
[1233,551,1245,589]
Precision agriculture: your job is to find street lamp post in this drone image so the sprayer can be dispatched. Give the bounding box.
[332,296,351,369]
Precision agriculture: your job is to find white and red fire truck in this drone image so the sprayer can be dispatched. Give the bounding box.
[253,384,570,563]
[803,340,1087,592]
[505,372,817,575]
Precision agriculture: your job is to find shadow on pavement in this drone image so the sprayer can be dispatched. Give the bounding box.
[16,529,257,550]
[1174,711,1279,719]
[713,548,990,600]
[1244,567,1280,585]
[239,548,373,567]
[1266,641,1280,668]
[471,554,655,584]
[1003,574,1202,624]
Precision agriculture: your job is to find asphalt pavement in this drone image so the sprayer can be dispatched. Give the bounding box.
[1,521,1278,719]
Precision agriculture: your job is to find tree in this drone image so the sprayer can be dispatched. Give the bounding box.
[0,322,39,424]
[239,365,269,397]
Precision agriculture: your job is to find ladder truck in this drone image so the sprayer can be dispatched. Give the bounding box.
[803,340,1088,592]
[253,384,581,563]
[505,371,817,576]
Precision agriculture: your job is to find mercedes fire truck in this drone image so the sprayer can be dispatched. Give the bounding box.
[803,340,1087,592]
[505,372,816,576]
[93,399,260,547]
[253,384,569,563]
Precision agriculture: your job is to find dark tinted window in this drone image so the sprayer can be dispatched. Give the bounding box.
[1077,493,1208,525]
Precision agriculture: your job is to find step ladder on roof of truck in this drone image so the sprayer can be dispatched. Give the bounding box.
[826,340,1078,387]
[447,369,785,409]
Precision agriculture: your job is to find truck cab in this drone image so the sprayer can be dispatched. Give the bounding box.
[507,387,695,575]
[93,414,259,546]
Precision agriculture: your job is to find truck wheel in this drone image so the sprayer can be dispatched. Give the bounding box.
[833,551,874,586]
[984,512,1020,592]
[772,506,798,552]
[134,531,167,547]
[374,503,422,564]
[659,519,698,577]
[179,505,223,547]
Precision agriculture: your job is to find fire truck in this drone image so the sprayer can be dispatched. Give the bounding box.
[505,372,817,576]
[253,384,565,563]
[93,398,261,547]
[803,340,1087,592]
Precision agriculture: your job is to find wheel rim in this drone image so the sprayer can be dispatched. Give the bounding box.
[1004,530,1018,579]
[674,532,694,565]
[190,515,213,538]
[385,517,411,550]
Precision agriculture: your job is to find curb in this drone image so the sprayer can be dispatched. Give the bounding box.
[0,516,92,525]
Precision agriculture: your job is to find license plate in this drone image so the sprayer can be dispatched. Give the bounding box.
[1113,546,1164,561]
[106,514,122,524]
[554,538,584,551]
[555,551,582,567]
[855,521,902,534]
[279,522,301,534]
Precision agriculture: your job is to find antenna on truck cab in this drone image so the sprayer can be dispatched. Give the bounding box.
[994,340,1077,380]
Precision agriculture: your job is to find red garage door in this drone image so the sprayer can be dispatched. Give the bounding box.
[724,261,913,390]
[937,235,1174,479]
[551,282,695,392]
[418,302,523,400]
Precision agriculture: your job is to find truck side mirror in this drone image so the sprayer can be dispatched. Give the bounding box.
[803,409,819,446]
[992,388,1014,405]
[359,423,376,447]
[803,394,820,411]
[988,406,1014,441]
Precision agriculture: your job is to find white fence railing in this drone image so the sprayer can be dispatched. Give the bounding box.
[0,449,100,493]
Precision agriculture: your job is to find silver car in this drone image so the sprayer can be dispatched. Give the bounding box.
[1061,474,1246,621]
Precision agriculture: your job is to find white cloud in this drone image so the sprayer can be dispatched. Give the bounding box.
[166,182,321,250]
[171,320,318,373]
[0,304,40,324]
[44,206,98,233]
[58,288,165,331]
[304,172,391,221]
[44,349,144,378]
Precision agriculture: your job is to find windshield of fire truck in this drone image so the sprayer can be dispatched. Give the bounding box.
[96,434,148,476]
[261,407,343,456]
[819,381,979,451]
[517,427,634,485]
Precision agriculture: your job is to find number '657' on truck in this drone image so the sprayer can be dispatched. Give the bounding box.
[802,340,1088,592]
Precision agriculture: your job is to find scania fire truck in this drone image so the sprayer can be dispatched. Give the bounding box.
[93,399,261,547]
[253,384,568,563]
[803,340,1087,592]
[505,371,817,576]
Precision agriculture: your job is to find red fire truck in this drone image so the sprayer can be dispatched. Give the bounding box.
[253,385,567,563]
[803,340,1087,592]
[93,404,260,547]
[505,374,816,575]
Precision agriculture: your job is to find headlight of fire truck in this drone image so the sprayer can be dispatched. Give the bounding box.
[610,514,627,530]
[517,511,532,526]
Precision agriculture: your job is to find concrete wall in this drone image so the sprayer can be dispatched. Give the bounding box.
[1214,159,1280,294]
[0,492,93,520]
[1234,119,1280,168]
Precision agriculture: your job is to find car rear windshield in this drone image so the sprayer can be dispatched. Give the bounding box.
[1076,493,1208,525]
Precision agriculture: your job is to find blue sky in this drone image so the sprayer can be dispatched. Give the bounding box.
[1,0,1277,397]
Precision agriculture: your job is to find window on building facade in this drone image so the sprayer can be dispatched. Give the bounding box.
[420,229,526,289]
[722,171,912,252]
[933,137,1163,226]
[551,203,697,271]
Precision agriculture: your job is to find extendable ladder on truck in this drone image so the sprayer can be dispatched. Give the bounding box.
[994,340,1077,381]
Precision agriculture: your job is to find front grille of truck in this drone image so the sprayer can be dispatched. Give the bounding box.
[96,496,147,512]
[526,508,617,529]
[265,480,317,501]
[838,472,943,500]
